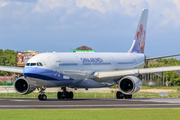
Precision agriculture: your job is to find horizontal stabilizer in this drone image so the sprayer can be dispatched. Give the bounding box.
[175,70,180,75]
[146,54,180,60]
[154,72,162,77]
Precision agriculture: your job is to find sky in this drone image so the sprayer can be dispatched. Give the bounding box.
[1,0,180,58]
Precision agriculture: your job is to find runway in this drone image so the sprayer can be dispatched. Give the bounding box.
[1,98,180,109]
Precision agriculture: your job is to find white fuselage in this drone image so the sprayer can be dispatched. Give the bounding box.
[23,52,145,88]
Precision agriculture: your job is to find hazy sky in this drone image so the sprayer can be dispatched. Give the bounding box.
[1,0,180,58]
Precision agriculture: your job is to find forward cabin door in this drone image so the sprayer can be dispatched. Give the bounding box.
[47,56,59,72]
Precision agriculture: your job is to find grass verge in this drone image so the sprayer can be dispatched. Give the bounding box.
[1,92,180,99]
[110,85,180,90]
[0,109,180,120]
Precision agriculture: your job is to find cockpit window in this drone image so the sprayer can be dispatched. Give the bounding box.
[37,62,43,66]
[26,63,30,66]
[39,62,43,66]
[30,63,36,66]
[26,62,43,67]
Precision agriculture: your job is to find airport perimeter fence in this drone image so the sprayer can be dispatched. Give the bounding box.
[1,92,180,99]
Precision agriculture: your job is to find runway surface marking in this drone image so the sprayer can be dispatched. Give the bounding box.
[0,104,180,108]
[9,100,32,102]
[1,98,180,109]
[131,98,180,104]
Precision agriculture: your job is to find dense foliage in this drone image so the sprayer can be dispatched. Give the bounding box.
[76,46,93,50]
[0,49,18,76]
[148,58,180,86]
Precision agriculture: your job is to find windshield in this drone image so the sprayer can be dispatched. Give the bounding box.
[30,63,36,66]
[26,62,43,67]
[37,62,43,66]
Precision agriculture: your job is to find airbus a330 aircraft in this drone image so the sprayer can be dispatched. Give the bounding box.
[1,9,180,101]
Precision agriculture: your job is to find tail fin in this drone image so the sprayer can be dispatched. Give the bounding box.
[128,9,148,53]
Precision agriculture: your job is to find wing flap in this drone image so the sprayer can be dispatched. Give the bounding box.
[94,66,180,79]
[0,66,24,74]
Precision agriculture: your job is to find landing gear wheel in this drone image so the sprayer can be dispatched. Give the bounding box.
[57,87,74,100]
[65,91,70,99]
[38,94,47,101]
[116,91,124,99]
[124,94,132,99]
[38,94,42,100]
[69,91,73,99]
[42,94,47,100]
[57,92,62,99]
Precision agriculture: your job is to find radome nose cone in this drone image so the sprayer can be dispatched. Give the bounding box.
[23,67,35,75]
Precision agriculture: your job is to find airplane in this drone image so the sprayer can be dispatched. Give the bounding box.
[1,9,180,101]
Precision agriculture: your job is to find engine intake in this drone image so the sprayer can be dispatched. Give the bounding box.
[14,77,36,95]
[119,76,142,95]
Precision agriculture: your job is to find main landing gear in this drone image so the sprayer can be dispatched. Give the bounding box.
[57,87,73,100]
[116,91,132,99]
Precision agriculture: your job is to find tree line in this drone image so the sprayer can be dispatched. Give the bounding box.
[148,58,180,86]
[0,49,18,76]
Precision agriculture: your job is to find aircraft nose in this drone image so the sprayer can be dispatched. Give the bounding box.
[23,67,36,75]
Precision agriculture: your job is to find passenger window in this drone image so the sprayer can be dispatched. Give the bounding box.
[26,63,30,66]
[30,63,36,66]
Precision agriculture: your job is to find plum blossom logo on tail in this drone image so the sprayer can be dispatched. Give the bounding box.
[137,24,146,53]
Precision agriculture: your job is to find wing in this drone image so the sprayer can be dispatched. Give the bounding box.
[0,66,24,74]
[91,66,180,79]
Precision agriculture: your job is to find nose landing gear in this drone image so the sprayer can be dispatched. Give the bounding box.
[37,86,47,101]
[38,94,47,101]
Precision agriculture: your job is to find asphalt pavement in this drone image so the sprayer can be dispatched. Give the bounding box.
[0,98,180,109]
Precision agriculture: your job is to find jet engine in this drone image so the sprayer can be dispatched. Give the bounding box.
[118,76,142,95]
[14,77,36,95]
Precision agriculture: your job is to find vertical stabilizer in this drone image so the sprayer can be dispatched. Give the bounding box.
[128,9,148,53]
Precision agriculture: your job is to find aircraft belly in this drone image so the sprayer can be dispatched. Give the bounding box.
[26,77,73,87]
[76,79,116,88]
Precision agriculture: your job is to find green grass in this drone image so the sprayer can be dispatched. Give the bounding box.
[0,92,117,99]
[0,109,180,120]
[1,92,180,99]
[133,92,180,98]
[110,85,180,90]
[141,85,180,90]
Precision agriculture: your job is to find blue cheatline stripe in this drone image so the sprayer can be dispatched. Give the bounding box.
[23,67,74,81]
[24,73,60,81]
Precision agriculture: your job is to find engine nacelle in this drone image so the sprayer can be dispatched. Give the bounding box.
[118,76,142,95]
[14,76,36,95]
